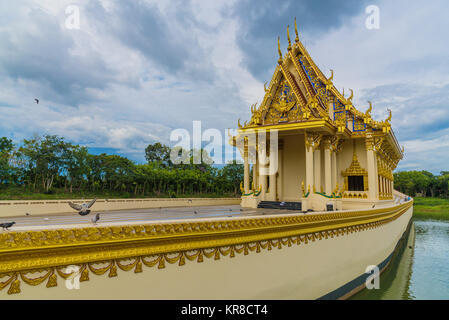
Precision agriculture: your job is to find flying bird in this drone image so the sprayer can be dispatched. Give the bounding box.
[91,213,100,224]
[0,222,15,231]
[34,98,39,104]
[68,199,96,216]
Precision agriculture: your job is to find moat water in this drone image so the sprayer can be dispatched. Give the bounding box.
[352,218,449,300]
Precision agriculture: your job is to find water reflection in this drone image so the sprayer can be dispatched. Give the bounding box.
[352,218,449,300]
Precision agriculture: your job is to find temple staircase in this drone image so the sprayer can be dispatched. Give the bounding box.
[257,201,302,211]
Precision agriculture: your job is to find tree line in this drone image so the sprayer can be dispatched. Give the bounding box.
[394,170,449,197]
[1,134,447,199]
[0,135,243,198]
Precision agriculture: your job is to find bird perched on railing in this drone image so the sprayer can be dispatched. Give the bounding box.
[0,221,15,231]
[68,199,96,216]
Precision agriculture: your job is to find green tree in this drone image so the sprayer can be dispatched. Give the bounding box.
[0,137,14,184]
[145,143,171,166]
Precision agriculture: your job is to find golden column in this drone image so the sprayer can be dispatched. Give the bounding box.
[277,139,284,201]
[331,149,338,193]
[365,135,378,200]
[268,143,277,202]
[243,139,250,195]
[305,133,315,195]
[259,140,268,200]
[252,148,258,193]
[314,147,321,192]
[323,138,332,195]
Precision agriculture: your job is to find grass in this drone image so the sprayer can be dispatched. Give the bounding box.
[413,197,449,220]
[0,186,239,201]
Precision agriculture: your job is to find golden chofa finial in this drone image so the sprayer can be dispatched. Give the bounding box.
[366,101,373,115]
[294,17,299,43]
[328,69,334,82]
[250,102,258,113]
[264,81,269,92]
[277,36,283,64]
[386,108,392,123]
[325,70,333,90]
[287,25,292,51]
[348,89,354,102]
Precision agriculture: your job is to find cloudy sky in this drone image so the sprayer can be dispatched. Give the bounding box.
[0,0,448,173]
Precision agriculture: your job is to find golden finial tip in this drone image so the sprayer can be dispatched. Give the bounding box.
[287,25,291,50]
[277,36,283,63]
[294,17,299,43]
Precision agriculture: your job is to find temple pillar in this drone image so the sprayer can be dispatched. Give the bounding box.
[252,148,258,192]
[277,140,283,201]
[331,151,337,192]
[378,176,381,197]
[366,135,378,200]
[387,179,391,197]
[324,139,332,195]
[314,148,321,192]
[252,162,257,192]
[269,169,277,201]
[258,139,267,200]
[243,143,250,195]
[305,136,314,195]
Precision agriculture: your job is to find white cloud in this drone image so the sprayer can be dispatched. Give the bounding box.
[0,0,448,171]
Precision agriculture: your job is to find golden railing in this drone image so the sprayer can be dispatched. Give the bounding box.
[0,200,413,295]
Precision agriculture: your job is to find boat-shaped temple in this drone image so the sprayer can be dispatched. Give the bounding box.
[0,22,413,300]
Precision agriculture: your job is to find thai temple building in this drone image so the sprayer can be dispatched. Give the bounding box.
[234,19,403,212]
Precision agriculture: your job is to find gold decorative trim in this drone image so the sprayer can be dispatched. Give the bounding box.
[0,201,412,295]
[305,131,323,152]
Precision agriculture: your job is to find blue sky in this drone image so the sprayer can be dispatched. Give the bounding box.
[0,0,448,173]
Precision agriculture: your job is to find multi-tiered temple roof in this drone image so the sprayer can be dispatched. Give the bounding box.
[237,19,403,170]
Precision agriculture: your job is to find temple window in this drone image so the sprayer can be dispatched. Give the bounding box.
[348,176,364,191]
[341,149,368,193]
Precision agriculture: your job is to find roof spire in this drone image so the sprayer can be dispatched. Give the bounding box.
[277,36,283,64]
[287,25,292,51]
[294,17,299,43]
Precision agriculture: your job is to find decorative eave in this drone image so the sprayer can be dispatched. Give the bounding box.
[238,119,336,135]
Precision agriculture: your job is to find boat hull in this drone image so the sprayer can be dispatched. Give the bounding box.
[0,201,413,299]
